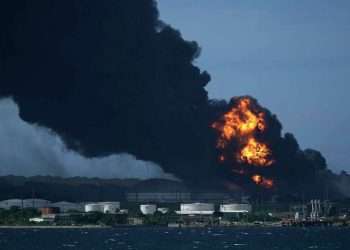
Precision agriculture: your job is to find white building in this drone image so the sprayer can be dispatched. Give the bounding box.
[140,204,157,215]
[219,204,252,214]
[176,203,215,215]
[29,217,45,223]
[29,214,56,223]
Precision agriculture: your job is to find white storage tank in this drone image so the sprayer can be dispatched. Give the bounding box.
[103,203,120,214]
[140,204,157,215]
[220,204,252,214]
[85,203,104,213]
[177,203,215,215]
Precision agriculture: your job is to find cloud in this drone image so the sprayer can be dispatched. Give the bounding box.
[0,98,176,180]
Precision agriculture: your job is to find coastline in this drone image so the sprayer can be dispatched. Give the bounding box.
[0,225,111,229]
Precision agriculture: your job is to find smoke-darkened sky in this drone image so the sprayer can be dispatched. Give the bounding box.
[158,0,350,172]
[0,0,348,192]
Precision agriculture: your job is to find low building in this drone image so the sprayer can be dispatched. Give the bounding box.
[119,209,129,215]
[29,217,44,223]
[128,217,143,225]
[176,203,215,215]
[220,204,252,214]
[29,214,56,223]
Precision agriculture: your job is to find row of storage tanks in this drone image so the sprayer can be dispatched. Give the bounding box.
[84,202,121,214]
[0,199,120,214]
[0,199,251,216]
[177,203,252,215]
[139,203,252,216]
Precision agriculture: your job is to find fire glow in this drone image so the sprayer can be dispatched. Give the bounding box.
[240,138,274,167]
[212,97,275,188]
[251,175,274,189]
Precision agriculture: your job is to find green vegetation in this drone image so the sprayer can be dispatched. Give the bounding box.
[0,207,40,225]
[142,212,174,226]
[56,212,128,226]
[0,206,281,227]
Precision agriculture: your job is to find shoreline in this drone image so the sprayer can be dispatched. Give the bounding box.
[0,224,347,229]
[0,225,111,229]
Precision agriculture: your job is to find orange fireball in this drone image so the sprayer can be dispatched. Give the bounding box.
[212,97,276,188]
[239,138,274,166]
[212,98,266,149]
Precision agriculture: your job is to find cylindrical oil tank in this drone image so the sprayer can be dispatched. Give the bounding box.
[179,203,215,215]
[103,204,119,214]
[181,203,214,212]
[85,203,104,213]
[219,204,252,213]
[140,204,157,215]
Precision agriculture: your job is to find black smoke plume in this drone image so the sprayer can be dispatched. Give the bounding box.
[0,0,342,198]
[0,0,213,184]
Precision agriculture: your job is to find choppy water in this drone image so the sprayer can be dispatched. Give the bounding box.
[0,227,349,250]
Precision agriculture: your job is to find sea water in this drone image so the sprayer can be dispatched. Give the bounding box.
[0,227,349,250]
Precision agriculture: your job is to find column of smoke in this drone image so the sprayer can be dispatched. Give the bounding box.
[0,0,341,197]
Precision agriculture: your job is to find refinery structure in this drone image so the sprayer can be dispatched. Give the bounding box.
[0,195,346,228]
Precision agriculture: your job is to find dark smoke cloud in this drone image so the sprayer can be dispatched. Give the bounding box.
[0,98,175,180]
[0,0,342,197]
[0,0,213,183]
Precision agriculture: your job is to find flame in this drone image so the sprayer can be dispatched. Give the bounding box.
[251,175,274,189]
[240,138,274,167]
[212,98,266,149]
[212,97,275,188]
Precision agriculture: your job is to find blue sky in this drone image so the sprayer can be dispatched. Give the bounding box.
[158,0,350,172]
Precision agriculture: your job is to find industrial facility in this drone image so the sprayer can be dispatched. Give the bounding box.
[220,204,252,214]
[84,202,120,214]
[176,203,215,215]
[0,196,347,228]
